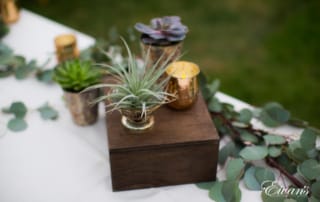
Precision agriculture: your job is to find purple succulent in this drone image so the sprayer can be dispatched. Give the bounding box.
[135,16,188,45]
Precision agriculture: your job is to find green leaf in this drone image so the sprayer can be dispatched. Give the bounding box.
[3,101,27,118]
[286,140,308,163]
[207,79,220,96]
[261,186,286,202]
[240,131,259,144]
[311,181,320,199]
[37,69,54,83]
[221,180,241,202]
[297,159,320,181]
[268,146,282,157]
[15,60,37,79]
[208,97,222,112]
[198,72,211,101]
[240,146,268,161]
[219,141,240,165]
[7,118,27,132]
[209,180,241,202]
[209,181,225,202]
[300,128,317,151]
[276,154,297,174]
[196,181,215,190]
[226,158,245,180]
[37,103,58,120]
[219,141,236,165]
[263,134,286,145]
[244,166,261,190]
[236,109,253,124]
[255,167,275,185]
[260,102,290,127]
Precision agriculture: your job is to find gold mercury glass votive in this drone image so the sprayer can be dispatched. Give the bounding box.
[54,34,79,63]
[0,0,20,24]
[166,61,200,110]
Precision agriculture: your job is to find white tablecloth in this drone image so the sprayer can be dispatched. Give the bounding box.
[0,9,302,202]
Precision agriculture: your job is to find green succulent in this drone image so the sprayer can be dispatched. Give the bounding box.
[85,38,176,115]
[53,59,101,92]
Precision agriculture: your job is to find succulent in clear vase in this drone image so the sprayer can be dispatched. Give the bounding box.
[135,16,188,68]
[53,59,101,126]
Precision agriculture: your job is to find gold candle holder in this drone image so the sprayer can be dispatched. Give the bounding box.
[54,34,79,63]
[166,61,200,110]
[0,0,20,24]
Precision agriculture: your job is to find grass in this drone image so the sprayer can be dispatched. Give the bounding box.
[21,0,320,127]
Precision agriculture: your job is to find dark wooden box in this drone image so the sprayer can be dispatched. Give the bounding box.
[105,95,220,191]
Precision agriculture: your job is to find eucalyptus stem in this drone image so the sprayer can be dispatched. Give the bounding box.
[265,157,304,188]
[210,110,305,189]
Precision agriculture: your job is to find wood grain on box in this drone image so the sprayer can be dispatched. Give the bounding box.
[106,94,219,191]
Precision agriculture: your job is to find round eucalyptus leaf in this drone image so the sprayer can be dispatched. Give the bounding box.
[240,131,259,144]
[261,184,286,202]
[208,97,222,112]
[37,69,54,83]
[237,108,253,124]
[287,141,308,163]
[14,60,37,80]
[240,146,268,161]
[37,104,58,120]
[297,159,320,181]
[221,180,241,202]
[268,146,282,157]
[300,128,317,151]
[7,118,27,132]
[219,141,236,165]
[263,134,286,145]
[9,101,27,118]
[226,158,245,180]
[260,102,290,127]
[207,79,220,96]
[209,181,225,202]
[254,167,275,185]
[311,181,320,199]
[306,148,319,159]
[244,166,261,190]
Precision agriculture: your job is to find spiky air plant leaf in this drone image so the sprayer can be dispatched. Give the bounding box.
[84,38,176,116]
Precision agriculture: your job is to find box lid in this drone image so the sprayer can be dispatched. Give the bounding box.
[106,94,219,152]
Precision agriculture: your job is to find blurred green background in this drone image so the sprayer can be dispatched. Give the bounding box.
[21,0,320,127]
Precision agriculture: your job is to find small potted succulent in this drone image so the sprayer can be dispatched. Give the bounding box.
[85,39,175,131]
[53,59,101,126]
[135,16,188,68]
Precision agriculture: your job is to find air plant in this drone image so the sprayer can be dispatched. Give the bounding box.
[135,16,188,45]
[84,38,176,117]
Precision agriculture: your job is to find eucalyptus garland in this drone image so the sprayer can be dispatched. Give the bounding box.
[0,42,58,132]
[197,73,320,202]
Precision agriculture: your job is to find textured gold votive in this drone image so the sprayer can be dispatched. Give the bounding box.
[166,61,200,110]
[54,34,79,63]
[0,0,20,24]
